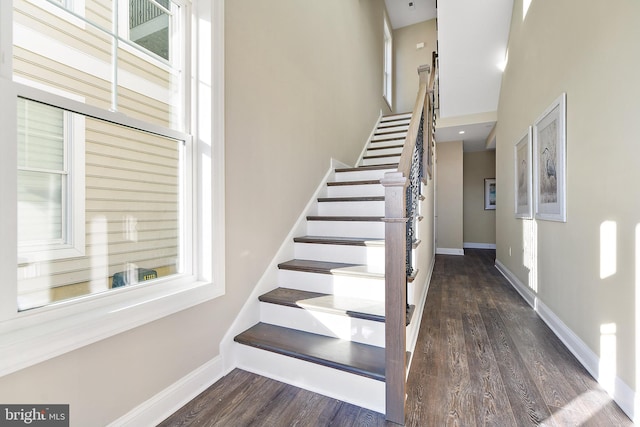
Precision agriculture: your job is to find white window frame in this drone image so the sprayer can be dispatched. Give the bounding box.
[0,0,225,378]
[383,13,393,109]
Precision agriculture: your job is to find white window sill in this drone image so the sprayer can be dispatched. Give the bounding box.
[0,277,222,378]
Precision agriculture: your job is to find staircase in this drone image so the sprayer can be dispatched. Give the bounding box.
[233,112,413,414]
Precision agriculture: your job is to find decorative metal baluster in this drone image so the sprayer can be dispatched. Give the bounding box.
[405,111,424,285]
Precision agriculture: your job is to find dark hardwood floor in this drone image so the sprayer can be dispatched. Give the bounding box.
[159,250,633,426]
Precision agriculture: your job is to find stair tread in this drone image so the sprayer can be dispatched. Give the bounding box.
[327,179,380,186]
[259,287,385,322]
[318,196,385,202]
[334,164,398,173]
[367,143,404,150]
[278,259,384,278]
[294,235,384,246]
[307,215,383,222]
[363,153,401,160]
[370,136,406,143]
[234,322,386,381]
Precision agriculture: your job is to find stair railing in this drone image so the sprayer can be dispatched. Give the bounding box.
[381,54,437,425]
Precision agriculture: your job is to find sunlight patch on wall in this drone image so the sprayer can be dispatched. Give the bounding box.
[523,219,538,292]
[599,322,617,396]
[600,221,617,279]
[523,0,533,20]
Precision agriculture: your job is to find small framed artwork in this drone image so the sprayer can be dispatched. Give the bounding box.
[533,93,566,222]
[484,178,496,210]
[514,127,532,219]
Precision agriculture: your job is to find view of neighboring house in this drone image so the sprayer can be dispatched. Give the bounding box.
[0,0,638,425]
[14,0,182,309]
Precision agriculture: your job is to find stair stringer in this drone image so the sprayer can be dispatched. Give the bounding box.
[219,158,350,374]
[354,110,383,167]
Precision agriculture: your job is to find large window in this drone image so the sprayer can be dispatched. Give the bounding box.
[0,0,223,376]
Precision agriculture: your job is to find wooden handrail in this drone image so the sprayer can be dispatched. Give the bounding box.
[382,54,437,425]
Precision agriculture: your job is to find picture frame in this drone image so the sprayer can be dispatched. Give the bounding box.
[514,127,533,219]
[533,93,566,222]
[484,178,496,210]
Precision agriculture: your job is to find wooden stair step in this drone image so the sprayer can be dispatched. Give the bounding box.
[334,164,398,173]
[374,128,408,136]
[259,287,385,322]
[278,259,383,278]
[306,216,383,222]
[326,179,380,186]
[367,144,404,151]
[234,323,386,381]
[293,236,384,246]
[370,136,406,143]
[318,196,384,202]
[363,153,401,160]
[377,121,410,129]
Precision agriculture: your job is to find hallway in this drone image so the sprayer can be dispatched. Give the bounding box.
[160,250,632,426]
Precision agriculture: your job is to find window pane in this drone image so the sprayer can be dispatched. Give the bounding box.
[18,98,65,171]
[18,112,183,312]
[13,0,183,131]
[129,0,170,60]
[18,171,64,244]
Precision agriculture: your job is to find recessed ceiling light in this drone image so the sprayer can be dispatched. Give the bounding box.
[458,130,465,135]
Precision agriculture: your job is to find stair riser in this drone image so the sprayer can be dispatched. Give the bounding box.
[372,132,406,141]
[278,270,385,301]
[333,169,392,182]
[378,119,410,128]
[366,140,406,149]
[294,242,384,271]
[306,220,385,238]
[375,125,409,134]
[259,304,385,347]
[326,184,384,198]
[361,156,401,167]
[235,345,386,413]
[381,113,412,122]
[317,200,385,216]
[365,147,403,157]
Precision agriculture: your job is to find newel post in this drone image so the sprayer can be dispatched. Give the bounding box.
[417,64,430,85]
[381,171,409,425]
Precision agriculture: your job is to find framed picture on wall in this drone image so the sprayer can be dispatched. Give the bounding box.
[514,127,533,219]
[533,93,567,222]
[484,178,496,210]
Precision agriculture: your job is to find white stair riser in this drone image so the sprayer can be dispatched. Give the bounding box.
[317,200,385,216]
[366,147,403,157]
[307,220,384,238]
[367,139,406,149]
[235,345,385,413]
[375,125,409,133]
[361,156,401,166]
[333,169,392,182]
[378,119,410,127]
[259,304,385,347]
[294,242,385,271]
[278,270,385,300]
[381,113,412,122]
[372,132,406,141]
[326,184,384,198]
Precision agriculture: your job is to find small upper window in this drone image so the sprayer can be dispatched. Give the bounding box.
[383,15,393,108]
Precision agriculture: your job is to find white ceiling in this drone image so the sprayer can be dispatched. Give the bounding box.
[384,0,437,29]
[385,0,513,151]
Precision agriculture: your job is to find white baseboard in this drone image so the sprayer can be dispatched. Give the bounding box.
[463,242,496,249]
[108,356,225,427]
[495,259,636,422]
[436,247,464,256]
